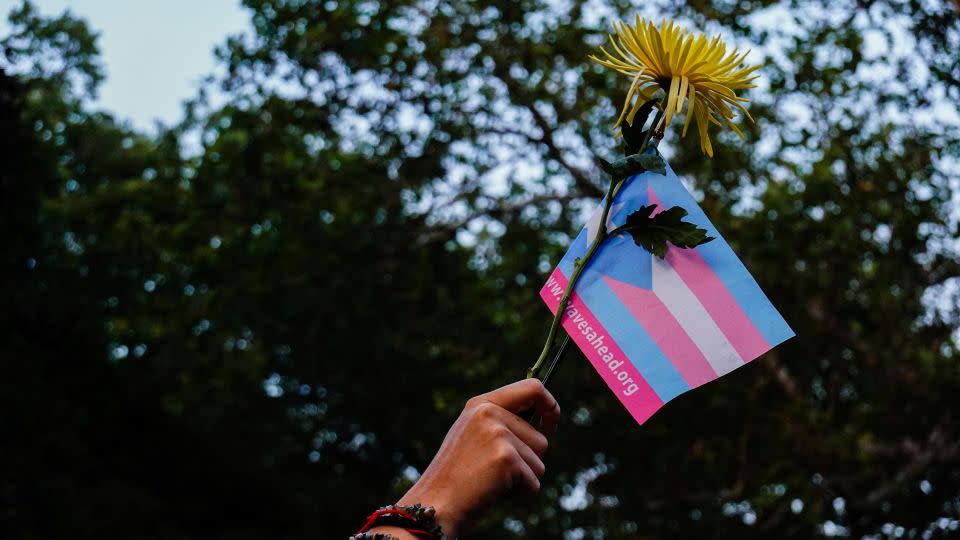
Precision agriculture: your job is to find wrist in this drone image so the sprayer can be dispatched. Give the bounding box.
[398,483,461,539]
[354,503,448,540]
[364,525,418,540]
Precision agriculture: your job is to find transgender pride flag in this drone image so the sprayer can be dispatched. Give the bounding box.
[540,162,794,425]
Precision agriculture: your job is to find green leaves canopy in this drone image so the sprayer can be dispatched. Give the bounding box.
[2,1,959,539]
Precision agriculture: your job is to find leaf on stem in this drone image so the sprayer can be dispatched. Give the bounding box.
[619,104,653,156]
[600,152,667,179]
[634,153,666,175]
[596,157,615,176]
[612,204,714,258]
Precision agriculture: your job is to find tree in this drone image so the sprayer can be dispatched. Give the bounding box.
[2,0,958,538]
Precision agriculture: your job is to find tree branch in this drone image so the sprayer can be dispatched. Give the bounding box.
[862,424,960,508]
[489,61,604,198]
[415,192,586,245]
[525,103,604,198]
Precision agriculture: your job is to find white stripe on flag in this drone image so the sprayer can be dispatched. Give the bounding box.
[651,255,744,375]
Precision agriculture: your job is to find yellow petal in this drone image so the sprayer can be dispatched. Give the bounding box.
[664,75,680,127]
[677,75,689,113]
[696,105,713,156]
[682,84,696,136]
[613,73,642,129]
[676,34,694,73]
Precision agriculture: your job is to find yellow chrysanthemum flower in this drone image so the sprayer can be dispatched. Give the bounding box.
[589,17,760,156]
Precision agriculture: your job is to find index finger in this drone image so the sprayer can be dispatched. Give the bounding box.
[480,379,560,434]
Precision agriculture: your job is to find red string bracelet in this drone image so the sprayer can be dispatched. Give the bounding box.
[351,504,444,540]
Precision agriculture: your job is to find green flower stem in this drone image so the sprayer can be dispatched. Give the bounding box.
[527,100,667,380]
[526,180,618,379]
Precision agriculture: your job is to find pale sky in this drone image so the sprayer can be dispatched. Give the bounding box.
[0,0,249,131]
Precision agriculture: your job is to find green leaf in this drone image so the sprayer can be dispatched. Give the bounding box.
[612,204,715,258]
[636,153,667,175]
[619,106,653,156]
[602,151,667,179]
[595,157,615,176]
[617,89,665,155]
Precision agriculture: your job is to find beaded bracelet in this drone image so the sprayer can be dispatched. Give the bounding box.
[349,533,394,540]
[350,503,445,540]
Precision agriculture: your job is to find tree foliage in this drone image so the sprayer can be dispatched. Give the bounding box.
[2,0,959,539]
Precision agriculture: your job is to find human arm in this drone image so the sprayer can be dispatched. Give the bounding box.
[362,379,560,539]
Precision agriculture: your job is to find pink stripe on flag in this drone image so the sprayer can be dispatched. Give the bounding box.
[540,268,664,425]
[649,187,771,362]
[602,275,718,387]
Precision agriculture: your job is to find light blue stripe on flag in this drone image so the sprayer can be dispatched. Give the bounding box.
[560,176,654,290]
[558,229,587,278]
[575,269,690,402]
